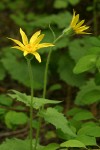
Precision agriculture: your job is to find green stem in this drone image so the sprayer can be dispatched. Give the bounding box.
[43,33,64,98]
[43,46,52,98]
[27,58,34,150]
[34,33,64,150]
[93,0,97,35]
[34,115,42,150]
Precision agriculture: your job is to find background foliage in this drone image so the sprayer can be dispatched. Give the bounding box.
[0,0,100,149]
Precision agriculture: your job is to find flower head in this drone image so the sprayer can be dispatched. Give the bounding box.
[70,10,90,34]
[8,28,54,62]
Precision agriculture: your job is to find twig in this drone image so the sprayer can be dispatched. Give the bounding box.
[0,126,29,138]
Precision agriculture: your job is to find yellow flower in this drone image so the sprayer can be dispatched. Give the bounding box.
[70,10,90,34]
[8,28,54,62]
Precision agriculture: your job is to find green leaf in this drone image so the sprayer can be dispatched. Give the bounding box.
[8,90,29,106]
[69,119,82,131]
[0,139,59,150]
[96,56,100,69]
[58,54,86,87]
[0,138,43,150]
[75,80,100,105]
[88,47,100,55]
[54,105,63,112]
[67,108,84,116]
[8,90,61,109]
[40,143,59,150]
[68,0,80,5]
[5,111,28,128]
[68,38,91,62]
[48,84,61,91]
[60,140,86,148]
[82,121,97,128]
[0,139,30,150]
[78,126,100,137]
[73,111,94,121]
[80,90,100,104]
[74,54,97,74]
[76,135,97,146]
[54,0,68,9]
[88,36,100,47]
[40,107,76,137]
[0,95,13,106]
[56,129,70,140]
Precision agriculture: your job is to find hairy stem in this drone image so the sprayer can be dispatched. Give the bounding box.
[34,116,41,150]
[27,59,34,150]
[43,33,64,98]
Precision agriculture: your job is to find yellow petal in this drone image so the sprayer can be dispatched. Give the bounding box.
[30,30,41,44]
[8,38,24,48]
[20,28,28,45]
[37,43,54,49]
[34,34,45,45]
[23,51,29,56]
[12,46,24,51]
[71,11,79,27]
[74,20,85,29]
[70,10,76,26]
[76,31,91,34]
[78,25,89,29]
[77,26,89,32]
[73,14,79,26]
[33,52,41,63]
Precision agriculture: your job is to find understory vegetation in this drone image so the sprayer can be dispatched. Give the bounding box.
[0,0,100,150]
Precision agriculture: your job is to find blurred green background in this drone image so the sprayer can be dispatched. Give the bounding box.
[0,0,99,91]
[0,0,100,145]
